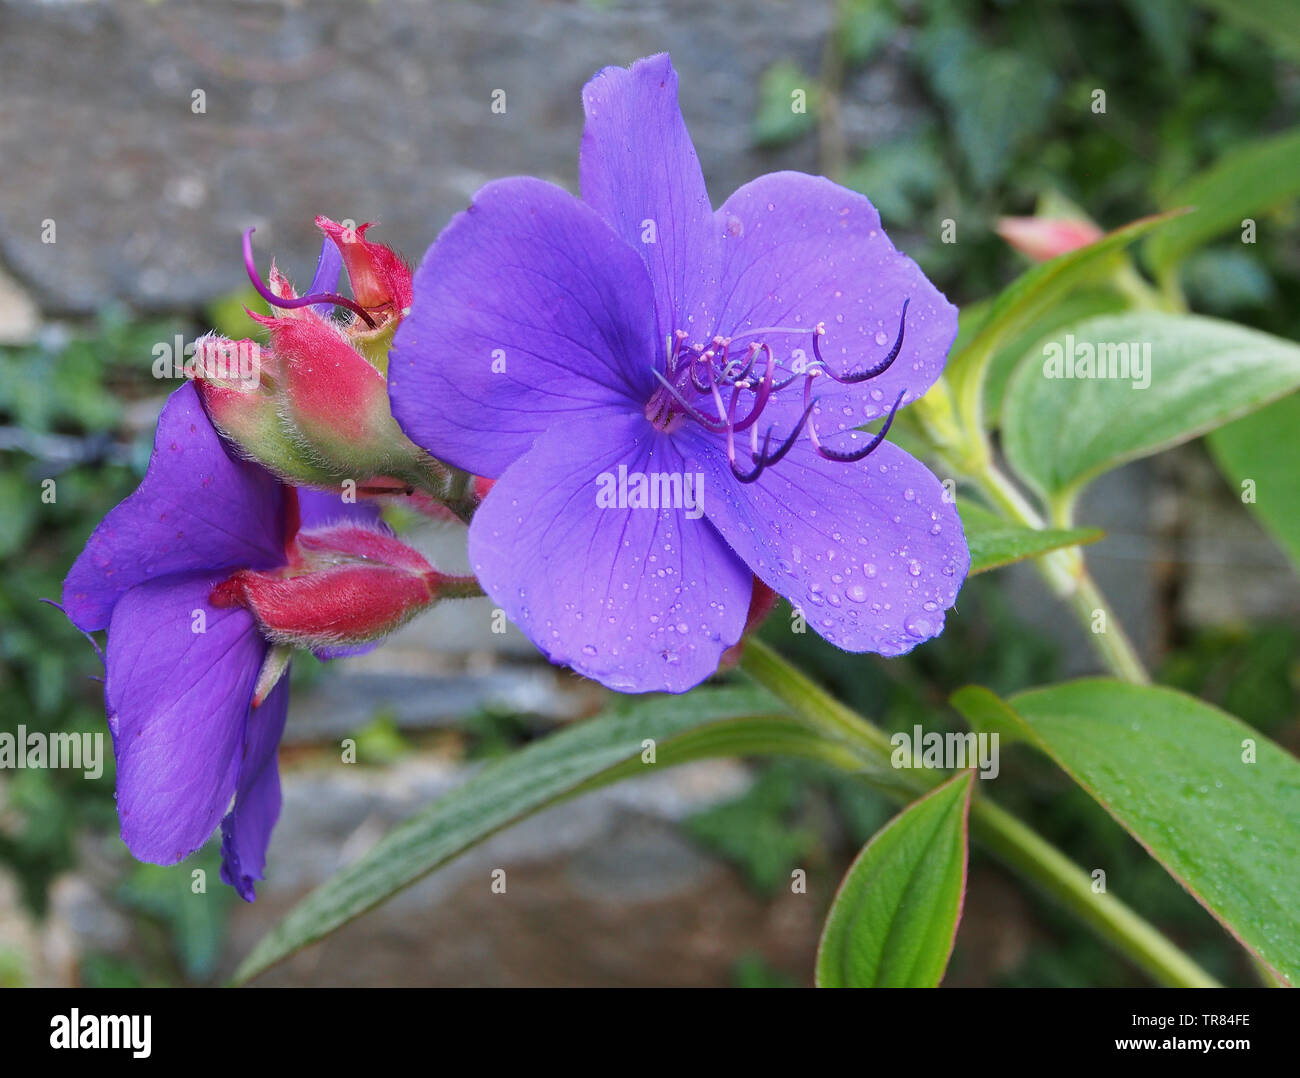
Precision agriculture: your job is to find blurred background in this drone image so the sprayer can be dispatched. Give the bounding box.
[2,0,1298,987]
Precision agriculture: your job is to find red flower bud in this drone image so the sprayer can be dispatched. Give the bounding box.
[200,217,467,514]
[193,334,339,487]
[316,216,414,322]
[995,216,1104,262]
[210,523,445,650]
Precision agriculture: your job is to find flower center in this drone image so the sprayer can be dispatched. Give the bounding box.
[645,299,912,483]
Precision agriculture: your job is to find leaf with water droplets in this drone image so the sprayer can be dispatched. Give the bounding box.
[951,680,1300,985]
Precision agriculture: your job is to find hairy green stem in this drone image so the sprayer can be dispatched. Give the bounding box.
[739,638,1218,987]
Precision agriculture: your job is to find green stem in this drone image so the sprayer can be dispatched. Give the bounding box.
[974,463,1150,685]
[970,800,1218,988]
[437,574,486,601]
[738,638,1218,987]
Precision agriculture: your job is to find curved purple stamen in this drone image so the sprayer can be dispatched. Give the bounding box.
[730,344,777,433]
[242,228,378,329]
[655,298,912,480]
[730,398,818,484]
[812,389,906,463]
[812,298,909,384]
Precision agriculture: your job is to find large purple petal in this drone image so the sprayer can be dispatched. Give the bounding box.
[580,53,720,343]
[712,172,958,431]
[468,413,749,693]
[104,572,267,864]
[390,177,658,479]
[63,382,286,632]
[220,672,290,901]
[683,432,968,655]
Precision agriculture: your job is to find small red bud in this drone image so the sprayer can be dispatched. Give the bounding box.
[316,217,414,321]
[211,524,444,650]
[995,216,1104,262]
[255,314,392,453]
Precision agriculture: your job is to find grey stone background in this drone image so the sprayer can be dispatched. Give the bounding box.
[0,0,830,312]
[2,0,1297,987]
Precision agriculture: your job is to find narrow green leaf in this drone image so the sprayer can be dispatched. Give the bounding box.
[1145,127,1300,280]
[232,686,860,984]
[951,680,1300,985]
[1207,392,1300,573]
[1001,312,1300,505]
[947,211,1184,429]
[816,771,973,987]
[960,501,1102,575]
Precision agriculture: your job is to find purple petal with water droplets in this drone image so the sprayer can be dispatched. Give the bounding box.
[712,172,957,431]
[468,413,748,693]
[579,52,720,345]
[683,431,968,655]
[390,177,657,479]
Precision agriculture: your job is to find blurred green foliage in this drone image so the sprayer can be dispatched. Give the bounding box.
[764,0,1300,343]
[2,0,1297,988]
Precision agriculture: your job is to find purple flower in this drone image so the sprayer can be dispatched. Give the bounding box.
[391,54,968,693]
[63,383,387,899]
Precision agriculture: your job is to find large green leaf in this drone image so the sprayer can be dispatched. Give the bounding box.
[1145,127,1300,281]
[1208,392,1300,573]
[1001,312,1300,505]
[816,771,972,987]
[983,288,1129,425]
[232,686,863,984]
[1192,1,1300,64]
[960,501,1102,575]
[951,680,1300,985]
[947,212,1183,430]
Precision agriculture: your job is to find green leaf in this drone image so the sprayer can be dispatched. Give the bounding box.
[960,501,1102,576]
[751,61,818,149]
[951,681,1300,985]
[1191,0,1300,64]
[1001,312,1300,506]
[232,686,862,984]
[917,24,1058,190]
[947,211,1183,430]
[816,771,972,987]
[1145,127,1300,281]
[835,0,898,65]
[1208,392,1300,572]
[983,287,1129,425]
